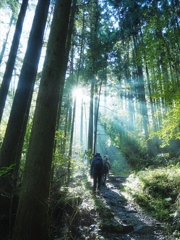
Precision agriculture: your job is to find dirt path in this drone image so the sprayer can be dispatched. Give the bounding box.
[61,124,174,239]
[90,124,174,239]
[84,176,174,240]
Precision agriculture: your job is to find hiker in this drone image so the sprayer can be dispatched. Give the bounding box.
[102,155,111,185]
[90,152,103,194]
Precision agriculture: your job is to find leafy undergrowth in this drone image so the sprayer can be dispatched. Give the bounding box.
[123,164,180,238]
[51,176,94,239]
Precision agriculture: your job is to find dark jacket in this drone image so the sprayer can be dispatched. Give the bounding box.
[90,154,103,176]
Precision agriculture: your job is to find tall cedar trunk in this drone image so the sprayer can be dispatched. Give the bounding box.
[87,0,99,154]
[51,0,77,183]
[0,0,29,122]
[0,0,50,194]
[68,98,76,184]
[133,35,155,157]
[75,5,85,148]
[0,16,14,64]
[88,81,94,152]
[55,0,77,134]
[62,103,70,154]
[93,81,102,153]
[80,99,83,146]
[13,0,72,239]
[67,44,76,184]
[124,42,135,131]
[145,61,160,148]
[52,0,76,157]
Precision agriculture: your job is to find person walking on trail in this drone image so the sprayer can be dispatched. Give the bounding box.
[90,153,103,195]
[102,155,111,185]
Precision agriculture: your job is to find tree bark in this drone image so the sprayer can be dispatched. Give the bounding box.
[68,97,76,184]
[133,35,155,156]
[88,80,94,152]
[93,80,102,153]
[0,0,29,123]
[0,15,14,65]
[0,0,50,193]
[13,0,72,239]
[87,0,99,154]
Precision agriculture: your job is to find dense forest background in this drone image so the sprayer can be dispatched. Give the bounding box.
[0,0,180,239]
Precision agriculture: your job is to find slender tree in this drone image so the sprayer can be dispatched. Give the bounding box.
[0,16,14,65]
[87,0,100,153]
[88,80,94,151]
[0,0,50,194]
[93,80,102,153]
[0,0,29,123]
[53,0,77,183]
[13,0,72,239]
[0,0,19,64]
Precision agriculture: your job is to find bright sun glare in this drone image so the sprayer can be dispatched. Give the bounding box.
[72,87,89,103]
[72,87,83,98]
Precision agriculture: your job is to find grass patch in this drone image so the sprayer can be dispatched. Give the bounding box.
[123,164,180,235]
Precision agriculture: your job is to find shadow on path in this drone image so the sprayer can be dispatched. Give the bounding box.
[91,176,174,240]
[90,124,174,239]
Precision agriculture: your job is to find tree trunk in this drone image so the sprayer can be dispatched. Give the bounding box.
[87,0,99,154]
[88,80,94,152]
[0,15,14,65]
[0,0,29,123]
[80,99,84,146]
[133,35,155,157]
[0,0,50,194]
[93,81,102,154]
[68,98,76,184]
[13,0,72,239]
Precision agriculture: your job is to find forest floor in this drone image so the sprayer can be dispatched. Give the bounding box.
[54,124,176,239]
[76,175,175,240]
[54,173,176,240]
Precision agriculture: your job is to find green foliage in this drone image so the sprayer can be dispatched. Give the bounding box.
[110,152,131,177]
[84,149,93,161]
[100,115,149,170]
[53,153,68,169]
[154,101,180,149]
[0,164,16,177]
[124,165,180,233]
[0,0,20,18]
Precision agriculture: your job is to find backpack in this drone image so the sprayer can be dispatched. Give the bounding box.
[103,158,109,168]
[102,158,109,174]
[94,156,103,171]
[103,162,109,168]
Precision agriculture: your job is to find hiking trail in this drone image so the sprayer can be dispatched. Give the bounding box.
[72,175,174,240]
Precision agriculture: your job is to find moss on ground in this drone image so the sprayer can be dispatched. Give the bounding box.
[123,164,180,236]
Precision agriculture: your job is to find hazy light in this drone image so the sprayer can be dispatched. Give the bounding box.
[72,87,83,98]
[72,87,89,103]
